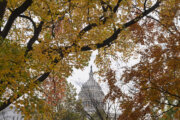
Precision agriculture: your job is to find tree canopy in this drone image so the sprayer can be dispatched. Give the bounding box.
[0,0,177,119]
[104,0,180,119]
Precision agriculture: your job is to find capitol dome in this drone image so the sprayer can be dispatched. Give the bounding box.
[78,66,104,113]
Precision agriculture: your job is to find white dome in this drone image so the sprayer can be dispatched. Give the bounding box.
[78,66,104,113]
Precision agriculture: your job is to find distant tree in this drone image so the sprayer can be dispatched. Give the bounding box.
[42,72,66,107]
[48,82,86,120]
[23,75,86,120]
[24,72,66,120]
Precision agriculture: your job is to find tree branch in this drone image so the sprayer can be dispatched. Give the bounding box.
[144,0,148,11]
[113,0,123,13]
[1,0,33,39]
[79,0,122,38]
[145,86,180,100]
[155,100,180,107]
[0,0,7,33]
[54,0,161,62]
[8,11,43,55]
[100,0,112,11]
[0,72,50,111]
[18,15,37,32]
[152,106,175,118]
[25,21,44,55]
[147,15,177,35]
[80,0,161,52]
[78,23,97,38]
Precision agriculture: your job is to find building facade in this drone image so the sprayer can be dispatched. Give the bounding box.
[78,66,105,113]
[0,106,23,120]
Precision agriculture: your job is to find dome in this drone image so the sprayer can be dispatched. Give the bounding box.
[81,77,102,91]
[78,66,104,113]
